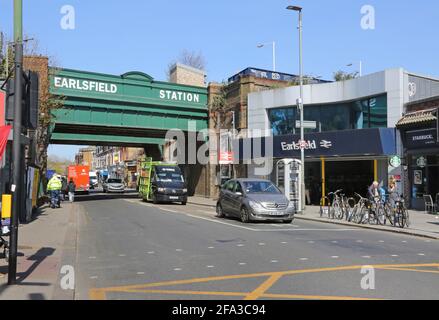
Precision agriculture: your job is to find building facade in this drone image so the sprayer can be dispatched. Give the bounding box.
[243,68,438,207]
[396,73,439,209]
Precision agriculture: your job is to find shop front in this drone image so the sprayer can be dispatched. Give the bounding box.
[235,128,396,205]
[398,111,439,210]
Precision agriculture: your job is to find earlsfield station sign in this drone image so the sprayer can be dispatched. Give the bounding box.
[53,76,201,103]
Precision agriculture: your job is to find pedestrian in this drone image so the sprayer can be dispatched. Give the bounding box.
[61,176,67,201]
[47,174,62,209]
[67,178,76,203]
[368,181,381,201]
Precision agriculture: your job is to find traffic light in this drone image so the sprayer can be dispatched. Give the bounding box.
[5,70,39,131]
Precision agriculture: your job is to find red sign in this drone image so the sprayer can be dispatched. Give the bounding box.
[299,140,307,150]
[0,91,5,126]
[219,152,233,164]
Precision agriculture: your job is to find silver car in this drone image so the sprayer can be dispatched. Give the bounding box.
[216,179,295,223]
[103,178,125,193]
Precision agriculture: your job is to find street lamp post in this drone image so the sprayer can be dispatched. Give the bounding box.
[287,5,305,212]
[347,61,362,77]
[257,41,276,72]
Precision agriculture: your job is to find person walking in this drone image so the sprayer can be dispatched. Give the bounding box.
[67,178,76,203]
[47,174,62,209]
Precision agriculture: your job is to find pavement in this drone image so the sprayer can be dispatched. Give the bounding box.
[188,196,439,240]
[0,200,79,300]
[1,192,438,300]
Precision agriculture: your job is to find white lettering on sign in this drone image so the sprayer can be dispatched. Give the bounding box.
[413,135,433,141]
[281,139,333,151]
[54,77,118,94]
[159,90,200,103]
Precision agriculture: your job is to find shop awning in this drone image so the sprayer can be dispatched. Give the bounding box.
[396,109,437,128]
[0,125,12,162]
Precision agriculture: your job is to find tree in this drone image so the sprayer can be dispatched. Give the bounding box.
[1,31,64,183]
[333,70,359,82]
[166,49,206,80]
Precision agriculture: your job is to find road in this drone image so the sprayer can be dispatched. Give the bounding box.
[72,192,439,300]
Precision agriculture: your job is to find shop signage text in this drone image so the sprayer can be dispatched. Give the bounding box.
[54,77,118,94]
[159,90,200,103]
[405,129,438,149]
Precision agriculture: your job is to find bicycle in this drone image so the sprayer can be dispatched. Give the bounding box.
[351,193,370,224]
[394,196,410,228]
[328,190,345,220]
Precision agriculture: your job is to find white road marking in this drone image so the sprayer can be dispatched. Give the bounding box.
[137,272,145,275]
[88,256,96,259]
[239,262,247,266]
[402,241,407,243]
[206,265,215,268]
[362,256,371,259]
[258,243,266,246]
[118,254,126,257]
[271,260,279,263]
[308,241,315,244]
[418,253,425,256]
[173,268,182,271]
[356,240,363,243]
[175,249,183,252]
[332,241,338,244]
[208,246,215,249]
[331,256,339,259]
[147,251,155,254]
[90,276,98,279]
[299,258,309,261]
[237,244,245,247]
[391,255,399,257]
[281,242,288,244]
[379,240,385,243]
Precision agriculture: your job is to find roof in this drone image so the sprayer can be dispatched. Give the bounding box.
[396,109,438,127]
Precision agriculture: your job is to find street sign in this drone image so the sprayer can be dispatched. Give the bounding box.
[389,155,401,168]
[296,120,317,129]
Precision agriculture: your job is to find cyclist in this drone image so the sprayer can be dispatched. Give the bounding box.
[368,181,381,201]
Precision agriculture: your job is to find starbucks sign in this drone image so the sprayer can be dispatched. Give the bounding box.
[389,156,401,168]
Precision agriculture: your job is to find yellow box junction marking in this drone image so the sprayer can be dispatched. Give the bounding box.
[89,263,439,300]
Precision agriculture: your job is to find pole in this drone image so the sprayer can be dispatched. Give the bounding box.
[359,61,363,77]
[8,0,23,285]
[272,42,276,72]
[298,9,305,212]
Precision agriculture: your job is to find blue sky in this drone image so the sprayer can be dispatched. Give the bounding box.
[1,0,438,160]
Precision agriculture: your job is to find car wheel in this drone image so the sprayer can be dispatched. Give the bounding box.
[283,219,293,224]
[181,201,187,205]
[216,203,225,218]
[152,193,158,204]
[240,207,250,223]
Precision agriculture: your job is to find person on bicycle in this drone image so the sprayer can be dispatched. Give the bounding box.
[368,181,381,201]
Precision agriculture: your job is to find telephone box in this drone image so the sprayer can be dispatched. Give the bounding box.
[275,159,302,214]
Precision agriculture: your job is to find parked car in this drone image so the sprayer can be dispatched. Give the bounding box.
[216,179,295,223]
[102,178,125,193]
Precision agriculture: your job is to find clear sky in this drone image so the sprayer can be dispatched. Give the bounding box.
[1,0,438,160]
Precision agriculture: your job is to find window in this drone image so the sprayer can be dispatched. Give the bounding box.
[268,94,387,135]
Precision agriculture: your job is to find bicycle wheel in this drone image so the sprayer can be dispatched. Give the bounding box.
[384,203,394,226]
[333,201,343,220]
[346,198,356,221]
[358,206,369,224]
[396,208,405,228]
[375,205,386,225]
[351,205,361,224]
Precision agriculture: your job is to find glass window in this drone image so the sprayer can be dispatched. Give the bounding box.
[268,107,296,136]
[267,94,387,135]
[242,181,281,194]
